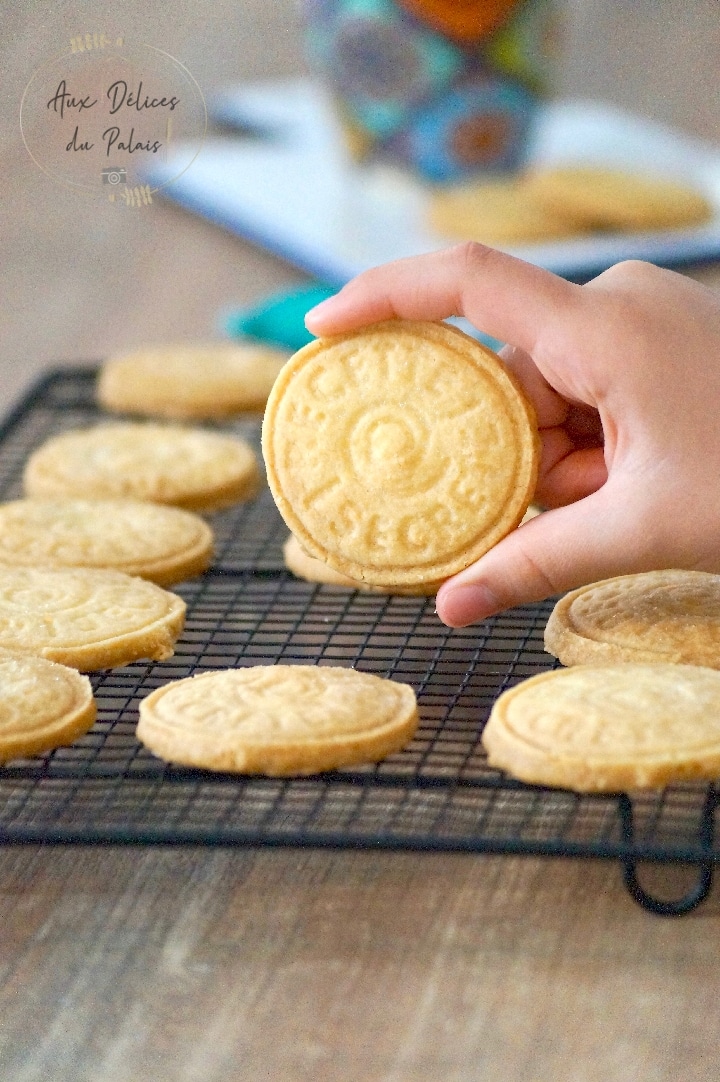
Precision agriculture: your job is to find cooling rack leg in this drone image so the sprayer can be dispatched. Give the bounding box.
[618,788,717,916]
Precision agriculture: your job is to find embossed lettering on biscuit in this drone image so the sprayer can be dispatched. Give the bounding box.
[263,320,539,586]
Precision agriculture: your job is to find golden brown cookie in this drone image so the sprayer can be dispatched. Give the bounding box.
[23,423,261,513]
[522,165,713,232]
[544,570,720,669]
[0,499,213,586]
[0,567,186,671]
[429,178,585,245]
[137,664,419,775]
[97,341,288,419]
[263,320,539,587]
[483,662,720,791]
[0,652,96,763]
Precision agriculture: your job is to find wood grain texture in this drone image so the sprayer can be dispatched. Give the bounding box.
[1,847,720,1082]
[2,2,720,1079]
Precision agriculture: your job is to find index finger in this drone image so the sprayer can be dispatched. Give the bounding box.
[304,243,582,355]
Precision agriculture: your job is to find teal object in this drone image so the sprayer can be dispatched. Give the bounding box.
[222,284,337,351]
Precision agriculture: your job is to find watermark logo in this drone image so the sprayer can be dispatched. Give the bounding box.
[21,34,207,205]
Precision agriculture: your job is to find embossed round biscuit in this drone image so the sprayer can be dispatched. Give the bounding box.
[0,499,213,586]
[483,663,720,791]
[0,653,96,762]
[137,664,419,775]
[0,567,186,671]
[23,423,260,513]
[523,166,713,232]
[97,341,288,419]
[429,179,585,245]
[545,570,720,668]
[263,320,539,586]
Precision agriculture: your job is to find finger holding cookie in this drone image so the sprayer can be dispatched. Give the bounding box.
[306,246,720,625]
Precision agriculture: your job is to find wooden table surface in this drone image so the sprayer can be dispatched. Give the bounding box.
[3,3,720,1079]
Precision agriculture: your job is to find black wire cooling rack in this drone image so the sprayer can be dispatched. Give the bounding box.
[0,367,717,916]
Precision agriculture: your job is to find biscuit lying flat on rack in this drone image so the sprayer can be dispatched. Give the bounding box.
[0,499,213,586]
[0,653,96,763]
[544,569,720,668]
[97,341,288,419]
[263,320,539,588]
[522,165,713,232]
[483,663,720,792]
[0,567,185,670]
[137,664,419,776]
[23,422,261,513]
[282,535,440,595]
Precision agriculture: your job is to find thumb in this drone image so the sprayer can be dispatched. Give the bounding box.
[436,486,647,626]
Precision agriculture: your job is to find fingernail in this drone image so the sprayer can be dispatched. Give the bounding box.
[437,584,500,628]
[304,297,335,328]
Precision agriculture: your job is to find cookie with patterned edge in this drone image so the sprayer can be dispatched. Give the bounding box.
[0,566,186,671]
[97,341,288,419]
[483,662,720,792]
[0,652,96,763]
[137,664,419,776]
[263,319,539,587]
[23,422,261,513]
[0,499,213,586]
[544,570,720,669]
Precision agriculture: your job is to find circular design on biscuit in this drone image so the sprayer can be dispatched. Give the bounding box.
[0,567,181,648]
[500,665,720,757]
[263,321,538,583]
[348,405,442,494]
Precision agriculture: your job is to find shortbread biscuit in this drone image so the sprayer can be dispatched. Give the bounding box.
[137,664,419,775]
[429,178,585,245]
[0,567,186,670]
[97,341,288,419]
[23,423,260,512]
[263,320,539,587]
[483,662,720,791]
[545,570,720,668]
[0,652,96,762]
[282,534,440,595]
[0,499,213,586]
[522,165,713,232]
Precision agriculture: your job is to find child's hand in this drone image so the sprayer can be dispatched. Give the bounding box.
[305,244,720,626]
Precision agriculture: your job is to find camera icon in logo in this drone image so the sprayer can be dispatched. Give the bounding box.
[101,166,127,186]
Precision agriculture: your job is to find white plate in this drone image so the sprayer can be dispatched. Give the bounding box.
[145,78,720,286]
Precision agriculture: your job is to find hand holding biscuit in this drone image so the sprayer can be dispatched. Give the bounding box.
[306,244,720,626]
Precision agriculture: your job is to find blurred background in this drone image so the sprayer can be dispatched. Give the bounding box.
[1,0,719,410]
